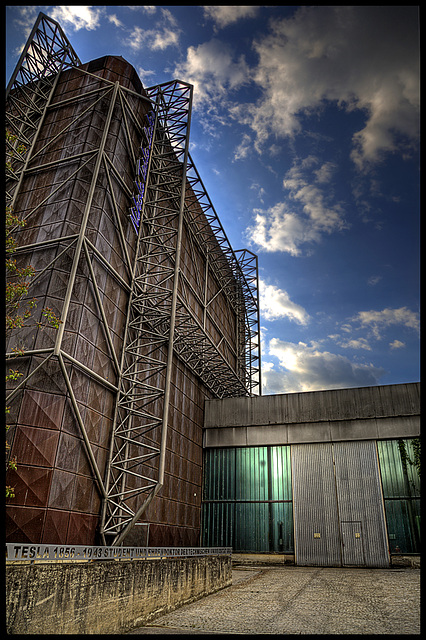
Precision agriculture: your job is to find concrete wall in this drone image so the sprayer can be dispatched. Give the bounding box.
[6,555,231,634]
[204,382,420,448]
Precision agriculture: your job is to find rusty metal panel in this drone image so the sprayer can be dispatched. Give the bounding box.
[18,390,65,430]
[8,466,52,508]
[42,509,70,544]
[47,470,76,510]
[12,426,60,468]
[55,433,83,473]
[67,512,98,545]
[6,506,45,543]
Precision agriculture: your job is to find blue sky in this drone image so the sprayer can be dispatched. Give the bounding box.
[6,5,420,395]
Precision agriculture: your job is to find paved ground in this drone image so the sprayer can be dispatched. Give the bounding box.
[126,565,420,635]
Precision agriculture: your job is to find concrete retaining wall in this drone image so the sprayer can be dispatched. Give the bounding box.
[6,555,232,634]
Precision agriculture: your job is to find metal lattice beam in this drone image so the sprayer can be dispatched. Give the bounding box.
[100,81,194,544]
[100,79,261,544]
[6,12,81,209]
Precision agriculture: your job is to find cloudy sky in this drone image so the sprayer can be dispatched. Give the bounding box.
[6,5,420,395]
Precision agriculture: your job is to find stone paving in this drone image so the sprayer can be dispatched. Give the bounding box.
[126,565,420,635]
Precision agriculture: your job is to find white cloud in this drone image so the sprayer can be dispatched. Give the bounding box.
[249,182,266,203]
[247,203,306,255]
[173,39,251,109]
[11,5,103,58]
[351,307,420,339]
[128,8,180,52]
[246,156,347,254]
[107,14,123,29]
[126,6,157,15]
[335,338,371,351]
[259,280,310,324]
[11,5,103,53]
[49,6,101,31]
[11,6,38,36]
[314,161,337,184]
[136,66,156,82]
[262,339,386,393]
[203,6,260,29]
[390,340,405,350]
[340,324,353,334]
[238,6,419,169]
[367,275,382,286]
[233,133,252,161]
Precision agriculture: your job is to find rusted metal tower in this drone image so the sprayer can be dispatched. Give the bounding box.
[6,12,261,547]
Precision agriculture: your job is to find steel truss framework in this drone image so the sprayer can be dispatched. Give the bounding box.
[6,12,81,209]
[6,13,261,547]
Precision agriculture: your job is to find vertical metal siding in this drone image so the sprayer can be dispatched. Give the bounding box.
[381,499,420,554]
[235,446,268,501]
[270,445,292,501]
[333,441,389,567]
[292,443,341,566]
[234,502,269,552]
[203,448,235,501]
[292,441,389,567]
[270,502,294,552]
[202,501,234,547]
[341,521,365,566]
[202,445,293,552]
[377,439,421,553]
[377,439,420,498]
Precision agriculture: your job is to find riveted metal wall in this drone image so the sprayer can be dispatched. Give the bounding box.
[292,441,389,567]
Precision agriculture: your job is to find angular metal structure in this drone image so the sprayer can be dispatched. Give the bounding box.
[6,13,261,547]
[6,12,81,209]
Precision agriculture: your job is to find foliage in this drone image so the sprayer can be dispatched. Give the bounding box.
[411,438,421,478]
[6,129,27,174]
[6,424,17,499]
[398,437,421,483]
[5,131,62,499]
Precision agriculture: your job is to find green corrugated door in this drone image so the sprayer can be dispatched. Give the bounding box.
[377,439,420,554]
[202,446,293,552]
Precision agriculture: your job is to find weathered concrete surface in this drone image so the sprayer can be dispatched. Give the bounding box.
[232,553,294,565]
[127,565,420,635]
[6,555,231,635]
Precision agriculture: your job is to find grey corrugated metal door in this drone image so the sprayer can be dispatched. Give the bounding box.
[292,441,389,567]
[341,521,364,566]
[333,441,389,567]
[292,443,341,567]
